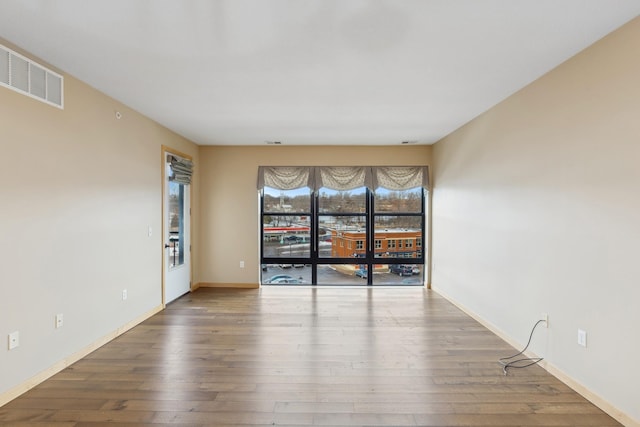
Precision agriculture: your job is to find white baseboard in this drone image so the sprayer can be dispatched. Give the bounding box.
[197,282,259,289]
[0,304,163,408]
[431,285,639,427]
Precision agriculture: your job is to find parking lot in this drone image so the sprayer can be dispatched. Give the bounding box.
[261,264,423,285]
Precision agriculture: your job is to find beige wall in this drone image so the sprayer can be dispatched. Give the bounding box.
[197,146,431,285]
[0,40,199,402]
[432,17,640,425]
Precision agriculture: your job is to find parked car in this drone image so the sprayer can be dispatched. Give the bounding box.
[269,277,305,284]
[411,265,420,275]
[389,264,413,276]
[264,274,305,284]
[279,263,293,268]
[265,274,293,282]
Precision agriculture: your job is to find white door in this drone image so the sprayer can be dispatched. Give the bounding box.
[164,152,191,304]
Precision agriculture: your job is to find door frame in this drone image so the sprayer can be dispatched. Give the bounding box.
[161,146,193,306]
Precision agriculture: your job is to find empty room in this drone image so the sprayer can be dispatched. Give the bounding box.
[1,1,639,426]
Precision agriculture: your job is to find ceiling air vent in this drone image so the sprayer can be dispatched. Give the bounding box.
[0,43,63,109]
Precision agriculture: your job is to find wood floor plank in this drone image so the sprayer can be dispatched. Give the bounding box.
[0,287,622,426]
[0,423,76,427]
[2,398,108,411]
[74,424,204,427]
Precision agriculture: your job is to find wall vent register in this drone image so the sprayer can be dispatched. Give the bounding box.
[0,43,63,109]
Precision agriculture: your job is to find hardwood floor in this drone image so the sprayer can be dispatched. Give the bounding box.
[0,287,621,426]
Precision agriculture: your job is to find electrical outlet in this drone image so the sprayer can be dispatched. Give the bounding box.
[8,331,19,350]
[577,329,587,347]
[148,226,153,237]
[55,313,64,329]
[122,289,128,300]
[540,313,549,327]
[240,260,245,268]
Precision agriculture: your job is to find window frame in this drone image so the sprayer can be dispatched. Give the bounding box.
[260,171,427,286]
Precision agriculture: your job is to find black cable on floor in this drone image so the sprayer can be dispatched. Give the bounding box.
[498,319,546,375]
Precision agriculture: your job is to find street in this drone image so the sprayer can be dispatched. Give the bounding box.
[261,264,423,285]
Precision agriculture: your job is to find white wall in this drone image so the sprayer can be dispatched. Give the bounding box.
[432,17,640,424]
[0,40,199,403]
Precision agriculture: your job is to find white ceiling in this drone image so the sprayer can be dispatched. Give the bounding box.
[1,1,639,146]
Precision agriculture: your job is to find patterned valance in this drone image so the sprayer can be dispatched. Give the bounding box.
[258,166,429,191]
[314,167,373,191]
[257,166,313,190]
[372,166,429,191]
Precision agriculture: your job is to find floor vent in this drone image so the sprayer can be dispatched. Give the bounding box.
[0,43,63,109]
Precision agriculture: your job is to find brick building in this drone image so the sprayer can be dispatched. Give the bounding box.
[330,229,422,259]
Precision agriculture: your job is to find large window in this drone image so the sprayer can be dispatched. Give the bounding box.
[259,166,428,286]
[319,185,367,260]
[262,186,311,260]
